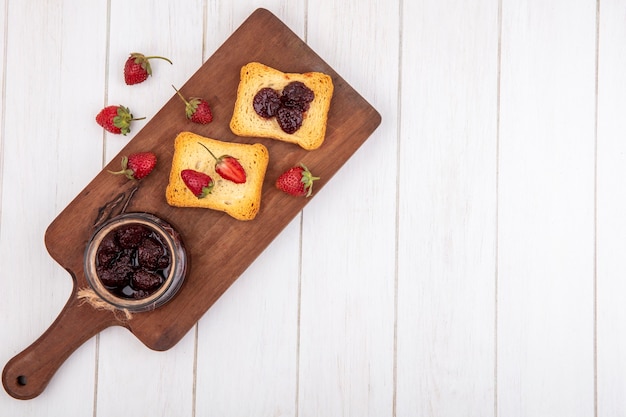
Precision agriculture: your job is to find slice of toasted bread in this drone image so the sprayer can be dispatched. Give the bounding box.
[165,131,269,221]
[230,62,334,150]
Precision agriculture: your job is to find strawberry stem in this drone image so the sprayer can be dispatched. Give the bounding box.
[107,156,135,180]
[172,85,190,106]
[144,55,173,65]
[197,141,219,162]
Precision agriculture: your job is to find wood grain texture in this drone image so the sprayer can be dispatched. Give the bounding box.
[497,0,596,416]
[298,0,396,416]
[397,0,498,416]
[597,0,626,416]
[0,0,108,414]
[0,0,107,410]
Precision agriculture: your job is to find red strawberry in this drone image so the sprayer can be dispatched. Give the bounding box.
[172,85,213,124]
[197,142,246,184]
[109,152,157,180]
[96,105,145,135]
[124,52,173,85]
[276,164,320,197]
[181,169,214,198]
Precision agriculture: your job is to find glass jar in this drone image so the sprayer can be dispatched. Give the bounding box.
[83,212,187,313]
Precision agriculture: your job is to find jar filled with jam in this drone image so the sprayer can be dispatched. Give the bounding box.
[84,213,187,312]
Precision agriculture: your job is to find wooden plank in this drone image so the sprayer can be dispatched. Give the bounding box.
[195,3,305,416]
[497,0,596,415]
[0,0,106,410]
[396,0,499,415]
[597,0,626,415]
[94,0,203,415]
[0,0,5,216]
[297,0,397,415]
[0,0,4,184]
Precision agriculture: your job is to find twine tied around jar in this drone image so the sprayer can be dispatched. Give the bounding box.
[77,287,133,322]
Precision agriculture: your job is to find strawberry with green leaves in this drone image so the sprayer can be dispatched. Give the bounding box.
[109,152,157,180]
[124,52,173,85]
[276,163,320,197]
[172,85,213,124]
[96,105,144,135]
[197,142,246,184]
[181,169,214,198]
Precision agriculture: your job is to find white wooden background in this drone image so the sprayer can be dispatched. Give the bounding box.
[1,0,624,416]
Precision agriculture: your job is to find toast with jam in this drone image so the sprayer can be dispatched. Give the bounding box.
[230,62,334,150]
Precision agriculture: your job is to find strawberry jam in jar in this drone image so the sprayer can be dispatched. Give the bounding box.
[84,213,187,312]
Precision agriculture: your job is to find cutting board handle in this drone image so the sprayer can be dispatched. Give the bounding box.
[2,290,116,400]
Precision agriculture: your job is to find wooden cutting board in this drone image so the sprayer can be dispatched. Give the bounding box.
[2,8,381,400]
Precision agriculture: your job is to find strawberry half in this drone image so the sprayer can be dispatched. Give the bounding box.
[181,169,214,198]
[197,142,246,184]
[96,105,145,135]
[124,52,173,85]
[172,85,213,124]
[276,163,320,197]
[109,152,157,180]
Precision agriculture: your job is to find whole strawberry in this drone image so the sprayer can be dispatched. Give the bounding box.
[172,85,213,124]
[109,152,157,180]
[124,52,173,85]
[197,142,246,184]
[181,169,214,198]
[96,105,144,135]
[276,164,320,197]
